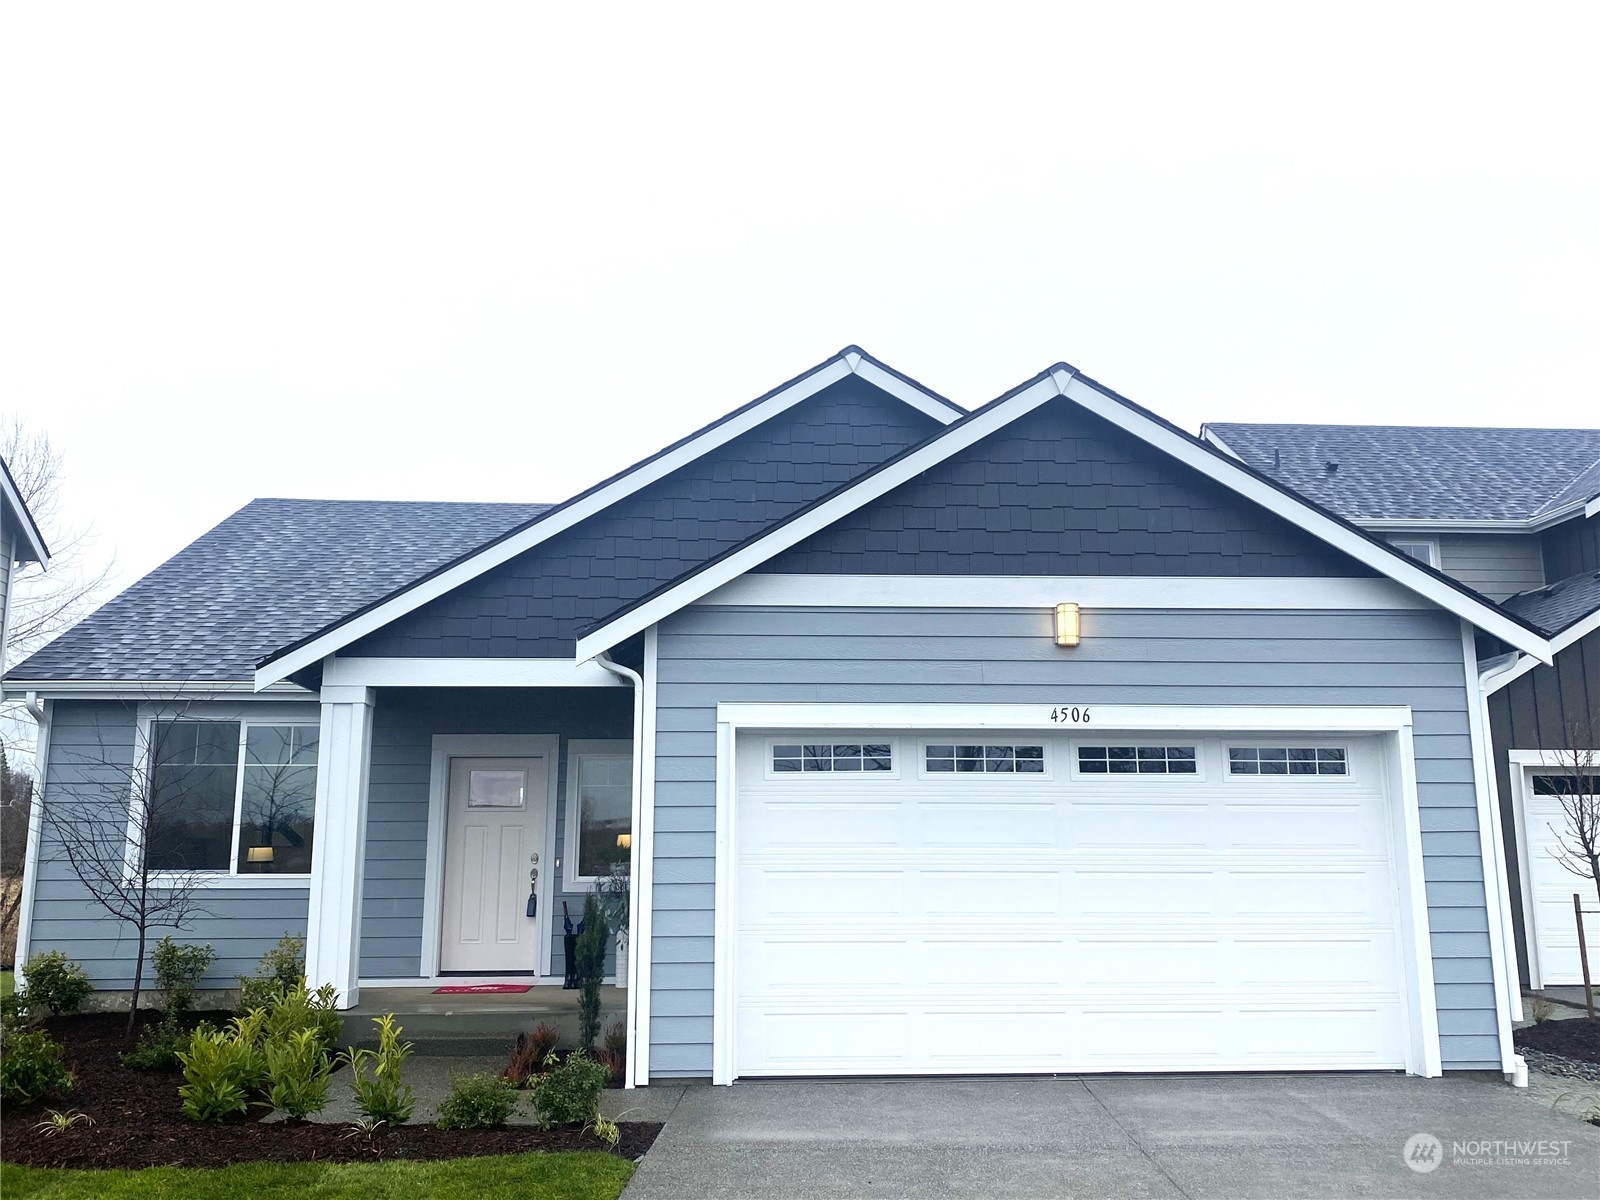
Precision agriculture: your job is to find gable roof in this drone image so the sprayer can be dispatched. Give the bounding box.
[575,365,1555,662]
[253,347,963,687]
[1502,569,1600,639]
[6,498,549,683]
[1201,422,1600,526]
[1,456,49,566]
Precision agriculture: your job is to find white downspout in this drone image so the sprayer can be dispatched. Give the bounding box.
[14,691,50,990]
[595,651,645,1089]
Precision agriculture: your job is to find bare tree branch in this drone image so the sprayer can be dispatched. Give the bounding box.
[1543,716,1600,912]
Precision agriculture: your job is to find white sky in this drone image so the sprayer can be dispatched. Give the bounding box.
[3,2,1597,596]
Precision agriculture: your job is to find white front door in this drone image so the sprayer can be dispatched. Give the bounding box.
[441,756,548,973]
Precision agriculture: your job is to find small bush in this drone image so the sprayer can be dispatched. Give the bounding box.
[238,933,305,1013]
[152,937,217,1017]
[263,1028,333,1119]
[598,1019,627,1087]
[121,1017,187,1071]
[343,1013,415,1126]
[529,1050,608,1130]
[436,1071,518,1130]
[177,1011,267,1122]
[260,981,342,1056]
[1529,997,1556,1024]
[574,892,609,1051]
[504,1022,560,1087]
[0,1025,73,1105]
[2,988,30,1028]
[21,951,92,1016]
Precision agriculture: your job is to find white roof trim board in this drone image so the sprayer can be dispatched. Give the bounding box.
[1481,605,1600,695]
[254,351,963,689]
[0,461,49,566]
[575,365,1555,663]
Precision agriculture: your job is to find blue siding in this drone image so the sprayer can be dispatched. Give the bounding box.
[361,687,632,979]
[648,605,1496,1078]
[29,702,309,990]
[347,377,943,659]
[762,400,1377,578]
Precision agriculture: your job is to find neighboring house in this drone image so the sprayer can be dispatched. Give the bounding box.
[1203,422,1600,992]
[0,456,50,679]
[7,349,1560,1089]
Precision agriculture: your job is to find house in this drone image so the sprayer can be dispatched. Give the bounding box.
[0,455,50,678]
[8,349,1559,1088]
[1202,422,1600,993]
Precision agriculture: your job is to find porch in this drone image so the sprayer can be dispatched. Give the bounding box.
[341,983,629,1053]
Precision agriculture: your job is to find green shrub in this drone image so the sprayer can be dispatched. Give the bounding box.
[260,981,342,1056]
[529,1050,608,1130]
[21,951,91,1016]
[436,1071,518,1130]
[152,937,217,1017]
[263,1028,333,1119]
[177,1011,267,1122]
[574,893,608,1051]
[120,1017,187,1071]
[2,987,30,1028]
[503,1022,560,1087]
[237,933,305,1013]
[343,1013,414,1126]
[0,1025,73,1105]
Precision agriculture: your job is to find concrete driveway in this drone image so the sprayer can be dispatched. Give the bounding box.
[621,1074,1600,1199]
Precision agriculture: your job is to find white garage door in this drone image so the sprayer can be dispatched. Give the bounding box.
[733,731,1410,1076]
[1520,770,1600,986]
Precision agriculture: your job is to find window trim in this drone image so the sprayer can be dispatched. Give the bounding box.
[563,739,634,890]
[763,735,901,781]
[128,703,321,889]
[1071,741,1204,780]
[918,740,1051,780]
[1388,538,1440,569]
[1225,744,1354,781]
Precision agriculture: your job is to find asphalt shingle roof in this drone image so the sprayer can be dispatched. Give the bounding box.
[1502,569,1600,638]
[7,498,549,682]
[1204,423,1600,522]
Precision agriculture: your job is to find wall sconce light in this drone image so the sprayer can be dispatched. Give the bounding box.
[616,833,632,851]
[246,846,275,871]
[1054,602,1080,648]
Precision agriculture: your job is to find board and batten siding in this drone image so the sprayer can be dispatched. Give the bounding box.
[28,702,308,989]
[648,604,1497,1077]
[1434,534,1546,601]
[361,687,632,980]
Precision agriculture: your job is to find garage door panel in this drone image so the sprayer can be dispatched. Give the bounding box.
[732,730,1410,1075]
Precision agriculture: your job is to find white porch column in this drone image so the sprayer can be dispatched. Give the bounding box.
[305,684,375,1009]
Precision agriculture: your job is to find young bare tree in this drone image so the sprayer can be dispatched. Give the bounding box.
[1545,715,1600,909]
[42,700,215,1033]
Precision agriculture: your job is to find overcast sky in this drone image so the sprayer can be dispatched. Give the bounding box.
[3,3,1596,600]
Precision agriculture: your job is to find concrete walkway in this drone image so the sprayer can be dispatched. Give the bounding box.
[621,1074,1600,1200]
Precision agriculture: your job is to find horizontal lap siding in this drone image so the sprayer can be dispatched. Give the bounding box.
[649,605,1493,1078]
[361,688,632,980]
[31,702,307,989]
[1436,534,1546,600]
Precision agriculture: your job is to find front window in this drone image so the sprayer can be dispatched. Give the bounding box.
[565,741,633,886]
[144,719,318,875]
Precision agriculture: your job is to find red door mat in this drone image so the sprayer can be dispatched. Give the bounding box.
[432,984,532,995]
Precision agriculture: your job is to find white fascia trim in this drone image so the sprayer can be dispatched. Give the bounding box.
[702,574,1430,610]
[579,374,1067,659]
[255,357,961,690]
[1197,427,1244,461]
[0,468,49,565]
[1480,605,1600,695]
[578,368,1553,662]
[1360,506,1590,533]
[713,701,1415,732]
[1587,494,1600,519]
[11,680,312,701]
[322,657,624,689]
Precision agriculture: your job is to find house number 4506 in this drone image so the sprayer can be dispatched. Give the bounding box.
[1049,706,1091,724]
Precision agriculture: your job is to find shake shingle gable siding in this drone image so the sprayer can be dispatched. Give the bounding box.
[760,400,1376,578]
[7,499,549,681]
[346,376,944,659]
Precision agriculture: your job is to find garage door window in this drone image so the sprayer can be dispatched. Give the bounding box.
[925,744,1045,774]
[1228,747,1347,776]
[1077,745,1197,775]
[772,743,893,773]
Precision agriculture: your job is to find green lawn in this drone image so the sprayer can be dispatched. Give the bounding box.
[2,969,13,999]
[0,1153,634,1200]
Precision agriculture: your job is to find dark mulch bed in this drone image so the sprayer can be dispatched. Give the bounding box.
[1514,1015,1600,1065]
[2,1011,661,1170]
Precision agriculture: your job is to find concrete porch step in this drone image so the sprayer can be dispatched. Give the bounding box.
[340,984,626,1055]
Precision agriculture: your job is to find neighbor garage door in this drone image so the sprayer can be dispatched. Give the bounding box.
[732,730,1409,1075]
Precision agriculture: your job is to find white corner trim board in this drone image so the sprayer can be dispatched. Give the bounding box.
[707,700,1443,1084]
[700,574,1431,610]
[254,353,962,690]
[322,657,624,689]
[575,367,1553,662]
[629,625,659,1088]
